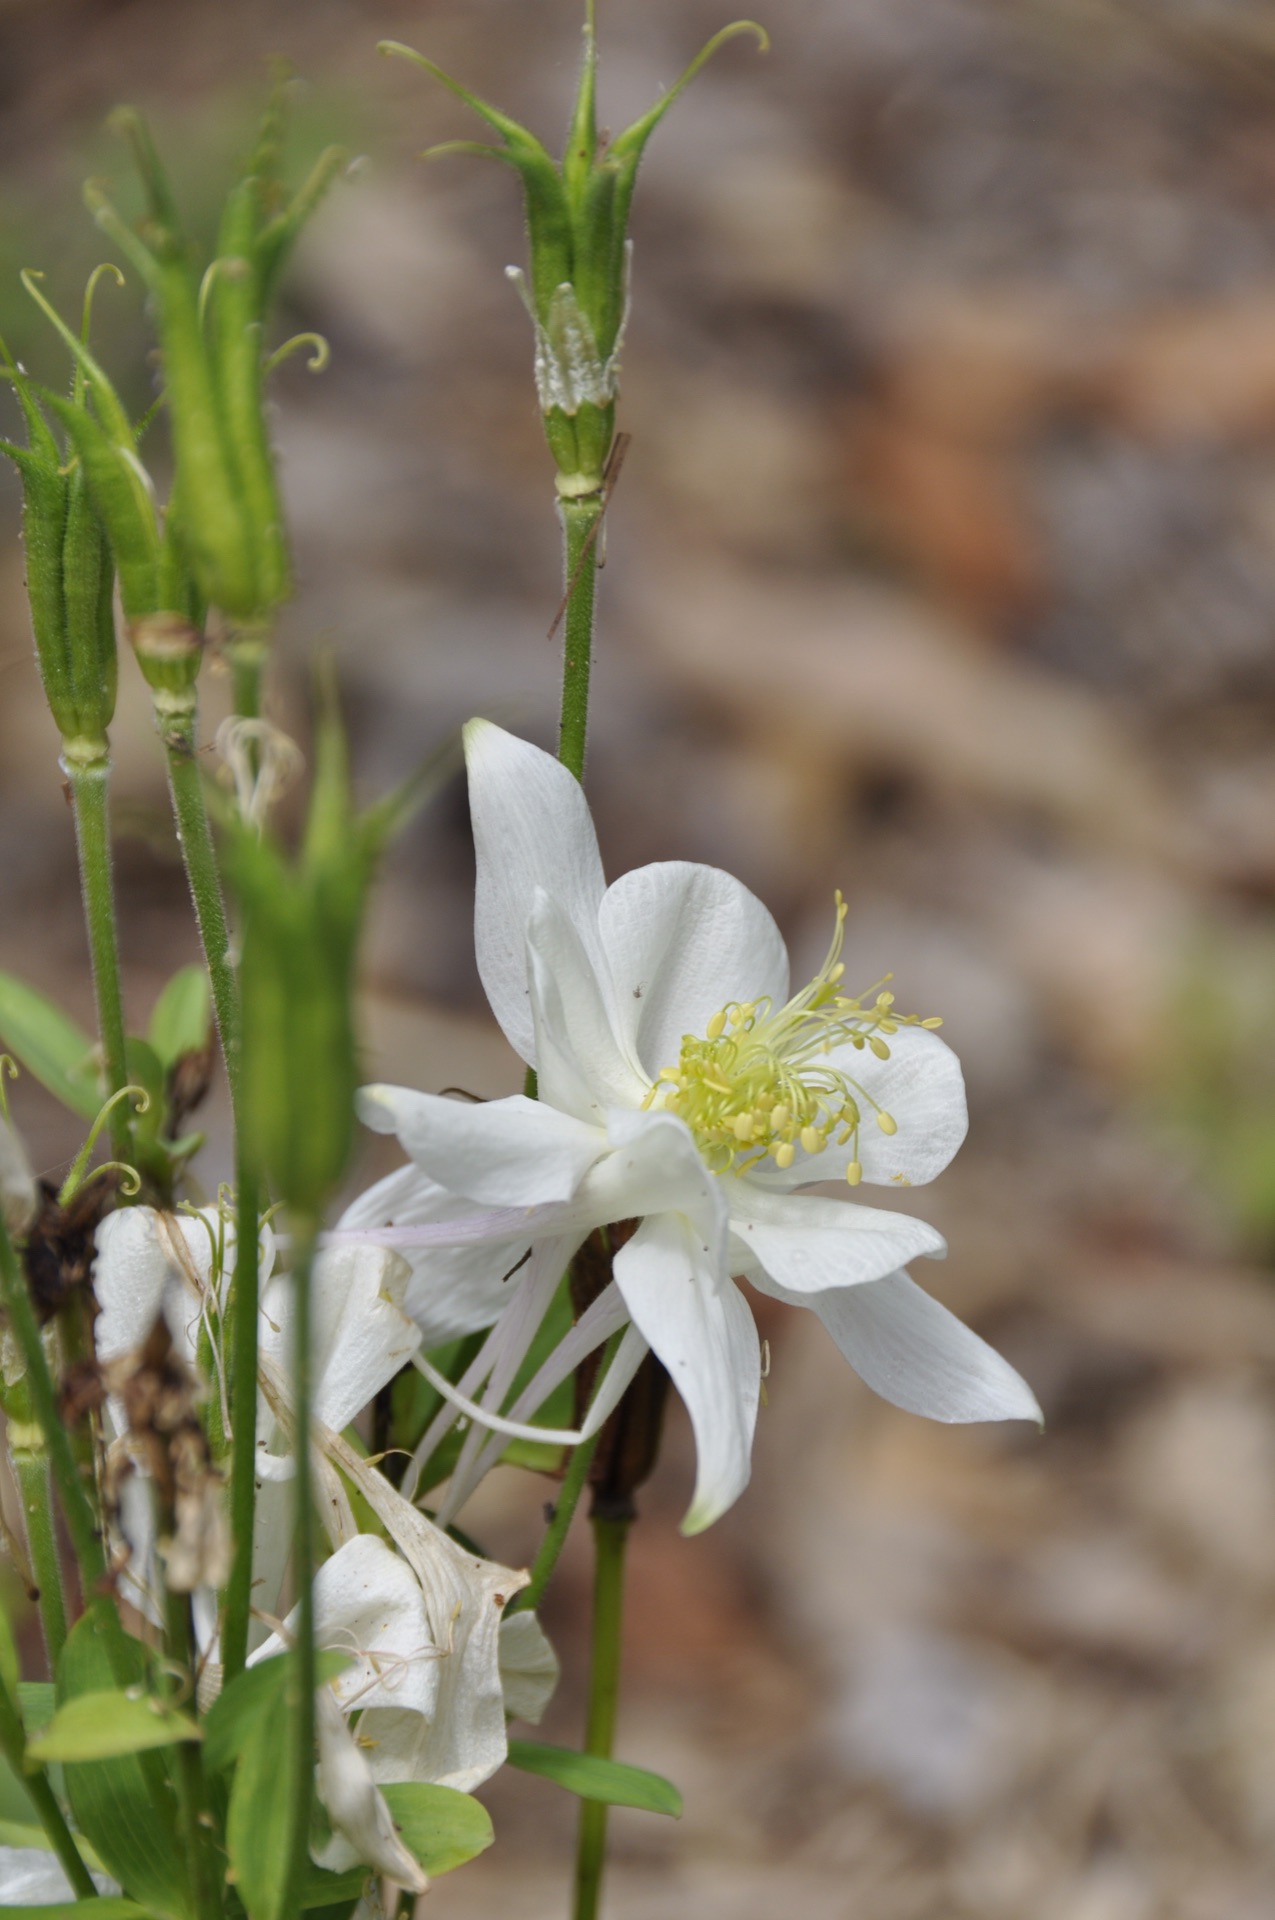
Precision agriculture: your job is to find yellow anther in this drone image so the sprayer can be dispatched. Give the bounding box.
[829,962,845,983]
[732,1112,754,1142]
[706,1009,727,1041]
[876,1111,897,1136]
[891,1173,912,1186]
[877,990,895,1008]
[921,1016,943,1029]
[800,1125,825,1155]
[773,1141,795,1168]
[869,1037,891,1060]
[846,1160,863,1186]
[658,1066,681,1083]
[771,1102,790,1131]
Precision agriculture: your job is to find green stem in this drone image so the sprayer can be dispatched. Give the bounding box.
[227,635,266,722]
[283,1214,318,1920]
[65,759,130,1160]
[557,493,604,782]
[572,1514,630,1920]
[162,709,240,1101]
[219,1157,259,1685]
[11,1434,68,1672]
[163,1585,224,1920]
[511,1330,624,1616]
[0,1661,96,1899]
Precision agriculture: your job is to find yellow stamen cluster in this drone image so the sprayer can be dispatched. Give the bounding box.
[642,893,942,1183]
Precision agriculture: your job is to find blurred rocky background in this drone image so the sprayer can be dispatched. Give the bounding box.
[4,0,1275,1913]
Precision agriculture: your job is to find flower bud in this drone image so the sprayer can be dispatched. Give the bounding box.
[383,7,767,495]
[226,677,383,1217]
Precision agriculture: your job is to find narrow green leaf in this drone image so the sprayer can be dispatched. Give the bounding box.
[380,1781,494,1875]
[29,1689,201,1765]
[506,1740,683,1816]
[18,1682,57,1731]
[56,1613,186,1919]
[0,972,99,1119]
[0,1904,156,1920]
[202,1651,348,1776]
[298,1873,367,1913]
[225,1670,301,1920]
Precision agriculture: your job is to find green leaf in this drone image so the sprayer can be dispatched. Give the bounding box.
[506,1741,682,1816]
[299,1876,368,1915]
[147,967,211,1069]
[0,1815,107,1871]
[203,1650,348,1776]
[380,1781,494,1875]
[225,1669,302,1920]
[0,972,99,1119]
[0,1598,19,1701]
[18,1680,58,1731]
[56,1612,186,1919]
[0,1904,157,1920]
[29,1689,201,1764]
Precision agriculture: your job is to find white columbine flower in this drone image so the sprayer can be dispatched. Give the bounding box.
[340,722,1041,1535]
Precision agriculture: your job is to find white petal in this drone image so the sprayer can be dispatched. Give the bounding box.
[727,1184,945,1294]
[258,1245,421,1436]
[314,1688,429,1893]
[358,1085,604,1208]
[759,1266,1042,1424]
[526,889,647,1122]
[764,1024,968,1190]
[598,861,790,1079]
[575,1108,728,1245]
[323,1431,522,1790]
[499,1612,560,1725]
[337,1164,530,1346]
[614,1213,759,1535]
[0,1116,35,1235]
[465,719,607,1064]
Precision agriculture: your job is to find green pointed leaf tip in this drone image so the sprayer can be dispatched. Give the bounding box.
[507,1740,683,1816]
[0,972,100,1119]
[384,16,768,436]
[147,965,211,1069]
[27,1688,201,1764]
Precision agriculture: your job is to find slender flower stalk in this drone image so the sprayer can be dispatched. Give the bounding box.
[0,1658,96,1899]
[557,494,604,782]
[282,1214,319,1920]
[64,757,131,1159]
[573,1515,629,1920]
[162,1586,224,1920]
[6,1391,69,1670]
[219,1160,259,1686]
[162,706,241,1100]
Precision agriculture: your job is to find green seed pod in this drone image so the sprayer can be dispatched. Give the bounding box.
[0,287,119,757]
[86,87,343,628]
[383,7,767,494]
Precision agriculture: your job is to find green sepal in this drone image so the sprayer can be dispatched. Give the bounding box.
[0,972,100,1119]
[43,390,160,623]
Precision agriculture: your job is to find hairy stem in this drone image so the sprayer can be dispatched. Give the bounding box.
[0,1660,96,1899]
[219,1157,259,1685]
[66,758,130,1160]
[572,1513,630,1920]
[163,1584,224,1920]
[162,708,240,1101]
[10,1424,68,1672]
[557,493,604,783]
[282,1214,318,1920]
